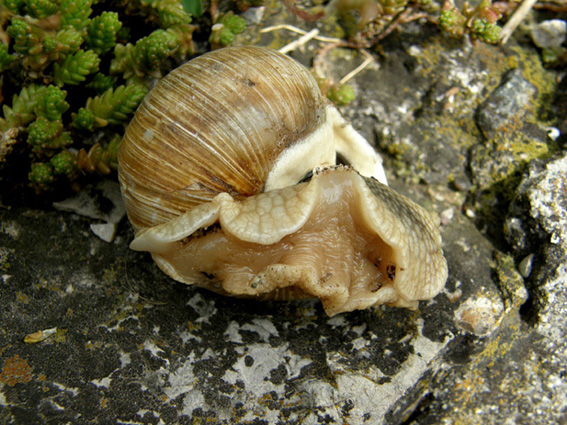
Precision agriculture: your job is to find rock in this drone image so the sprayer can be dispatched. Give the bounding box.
[531,19,567,49]
[0,5,565,423]
[417,152,567,425]
[414,152,567,425]
[0,189,523,424]
[506,153,567,325]
[476,69,537,141]
[408,158,566,425]
[89,222,118,243]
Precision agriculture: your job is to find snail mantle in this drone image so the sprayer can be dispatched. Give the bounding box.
[118,46,448,316]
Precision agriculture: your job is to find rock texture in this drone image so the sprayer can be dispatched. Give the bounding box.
[0,193,513,424]
[1,3,566,424]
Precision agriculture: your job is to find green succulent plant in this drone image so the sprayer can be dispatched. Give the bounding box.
[438,0,502,44]
[0,0,198,193]
[209,11,247,48]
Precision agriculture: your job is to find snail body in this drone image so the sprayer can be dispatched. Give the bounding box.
[118,46,447,316]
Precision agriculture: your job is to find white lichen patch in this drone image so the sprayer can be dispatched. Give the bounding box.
[164,353,221,418]
[163,353,198,401]
[186,293,217,323]
[326,315,348,327]
[300,324,451,425]
[91,377,112,388]
[181,389,206,417]
[222,343,311,396]
[178,330,201,344]
[136,410,165,425]
[102,305,140,332]
[217,343,312,422]
[350,337,370,351]
[142,339,167,363]
[51,381,80,396]
[43,400,66,411]
[119,351,131,368]
[224,321,244,344]
[225,318,279,343]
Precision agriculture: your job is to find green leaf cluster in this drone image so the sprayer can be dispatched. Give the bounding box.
[326,84,356,106]
[6,17,85,71]
[28,151,79,192]
[181,0,203,17]
[84,12,123,55]
[60,0,94,31]
[76,134,121,174]
[0,0,197,192]
[209,12,247,47]
[2,85,69,128]
[0,44,16,72]
[27,117,72,153]
[72,84,148,130]
[53,50,101,86]
[438,0,503,44]
[139,0,193,28]
[3,0,59,18]
[148,0,192,27]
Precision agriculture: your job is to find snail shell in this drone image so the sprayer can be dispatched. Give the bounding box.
[118,46,448,316]
[119,46,384,231]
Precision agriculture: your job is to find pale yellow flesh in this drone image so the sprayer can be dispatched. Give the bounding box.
[161,180,396,316]
[131,167,447,316]
[131,169,446,315]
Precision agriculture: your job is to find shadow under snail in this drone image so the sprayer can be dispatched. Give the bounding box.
[118,46,448,316]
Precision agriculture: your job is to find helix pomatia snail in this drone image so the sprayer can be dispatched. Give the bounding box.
[118,46,448,316]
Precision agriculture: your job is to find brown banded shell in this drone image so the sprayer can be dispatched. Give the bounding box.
[118,46,448,316]
[120,47,330,230]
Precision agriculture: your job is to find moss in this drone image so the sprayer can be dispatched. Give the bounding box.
[510,46,557,123]
[470,118,560,226]
[378,136,427,182]
[493,251,527,310]
[412,35,463,79]
[1,1,195,194]
[53,328,68,343]
[318,13,347,40]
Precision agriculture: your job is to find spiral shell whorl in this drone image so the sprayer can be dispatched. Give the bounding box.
[118,47,326,230]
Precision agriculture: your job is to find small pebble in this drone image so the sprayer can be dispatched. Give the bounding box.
[518,253,535,278]
[531,20,567,49]
[90,223,118,243]
[439,208,454,226]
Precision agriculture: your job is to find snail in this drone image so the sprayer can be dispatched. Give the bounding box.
[118,46,448,316]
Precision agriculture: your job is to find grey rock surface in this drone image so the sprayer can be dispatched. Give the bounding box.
[505,154,567,423]
[1,3,566,424]
[409,154,567,425]
[476,69,537,141]
[0,199,513,424]
[531,19,567,49]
